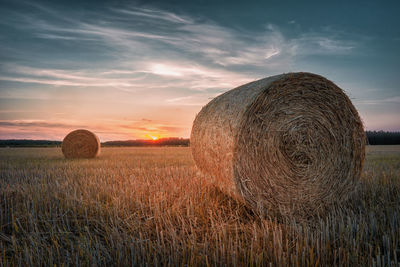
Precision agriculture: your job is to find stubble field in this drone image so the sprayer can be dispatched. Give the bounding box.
[1,146,399,266]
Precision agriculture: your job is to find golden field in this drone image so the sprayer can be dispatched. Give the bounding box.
[1,146,399,266]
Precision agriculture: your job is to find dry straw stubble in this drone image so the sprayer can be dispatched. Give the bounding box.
[62,129,101,159]
[191,72,366,220]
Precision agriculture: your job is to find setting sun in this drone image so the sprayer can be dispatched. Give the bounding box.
[149,135,159,140]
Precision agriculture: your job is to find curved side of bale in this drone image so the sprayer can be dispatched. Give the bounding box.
[190,74,284,191]
[191,72,366,219]
[62,129,101,159]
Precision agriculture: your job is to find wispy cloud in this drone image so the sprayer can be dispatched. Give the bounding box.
[113,7,193,24]
[1,65,149,88]
[0,120,90,130]
[290,35,356,55]
[0,62,253,92]
[165,96,193,103]
[355,96,400,105]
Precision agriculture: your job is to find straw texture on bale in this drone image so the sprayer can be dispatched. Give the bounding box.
[191,72,366,219]
[62,129,100,159]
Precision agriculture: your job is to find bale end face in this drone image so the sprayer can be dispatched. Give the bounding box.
[62,129,100,159]
[191,72,366,220]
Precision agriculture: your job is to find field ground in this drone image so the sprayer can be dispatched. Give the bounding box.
[1,146,399,266]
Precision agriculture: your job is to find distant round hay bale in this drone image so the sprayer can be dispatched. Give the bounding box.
[191,72,366,219]
[62,129,100,159]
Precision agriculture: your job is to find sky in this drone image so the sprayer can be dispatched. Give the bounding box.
[0,0,399,141]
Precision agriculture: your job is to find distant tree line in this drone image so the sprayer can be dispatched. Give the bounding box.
[366,131,400,145]
[102,137,190,147]
[0,138,190,147]
[0,140,62,147]
[1,132,399,147]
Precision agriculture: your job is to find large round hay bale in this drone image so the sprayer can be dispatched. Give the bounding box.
[191,72,366,219]
[62,129,100,159]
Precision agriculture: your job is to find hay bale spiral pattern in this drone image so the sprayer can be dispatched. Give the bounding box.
[62,129,100,159]
[191,72,366,219]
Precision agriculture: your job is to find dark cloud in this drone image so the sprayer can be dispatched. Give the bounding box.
[0,121,84,128]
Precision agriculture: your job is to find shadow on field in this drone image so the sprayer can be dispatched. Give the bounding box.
[206,186,257,222]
